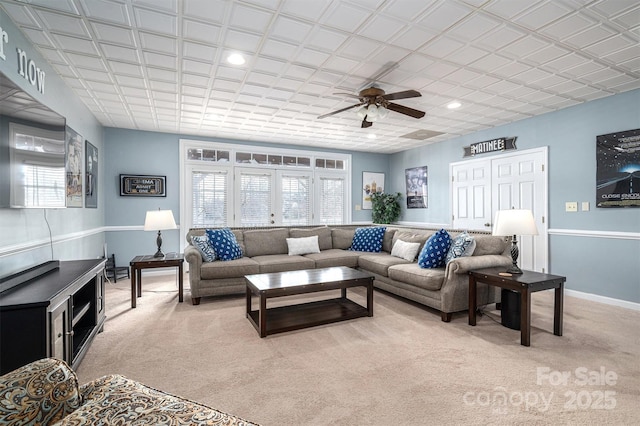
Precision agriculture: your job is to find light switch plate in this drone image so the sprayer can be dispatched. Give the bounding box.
[566,202,578,212]
[581,202,590,211]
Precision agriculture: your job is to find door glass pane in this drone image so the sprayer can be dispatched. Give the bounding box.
[240,173,271,226]
[191,170,227,227]
[319,177,344,225]
[281,175,310,226]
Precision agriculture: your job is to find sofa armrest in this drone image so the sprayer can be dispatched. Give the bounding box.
[0,358,81,425]
[184,244,203,271]
[445,254,513,278]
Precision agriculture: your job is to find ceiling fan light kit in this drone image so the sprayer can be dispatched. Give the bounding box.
[318,86,426,128]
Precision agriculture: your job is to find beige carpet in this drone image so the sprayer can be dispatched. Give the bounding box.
[76,273,640,425]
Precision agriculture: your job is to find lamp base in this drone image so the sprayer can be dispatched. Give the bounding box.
[506,263,523,274]
[154,230,165,258]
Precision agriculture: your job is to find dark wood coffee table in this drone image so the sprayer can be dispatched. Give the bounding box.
[245,266,374,337]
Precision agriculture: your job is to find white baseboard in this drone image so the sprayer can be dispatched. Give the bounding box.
[565,289,640,311]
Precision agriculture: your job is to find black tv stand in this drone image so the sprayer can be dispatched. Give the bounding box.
[0,259,106,374]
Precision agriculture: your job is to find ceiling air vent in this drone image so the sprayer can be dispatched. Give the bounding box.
[400,129,444,140]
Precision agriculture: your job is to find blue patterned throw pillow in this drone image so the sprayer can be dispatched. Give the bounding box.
[349,226,386,252]
[418,229,452,268]
[445,231,475,264]
[205,228,243,261]
[191,235,216,262]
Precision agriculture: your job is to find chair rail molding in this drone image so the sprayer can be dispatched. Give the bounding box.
[547,228,640,240]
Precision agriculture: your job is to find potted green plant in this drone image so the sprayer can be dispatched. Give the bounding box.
[370,192,402,224]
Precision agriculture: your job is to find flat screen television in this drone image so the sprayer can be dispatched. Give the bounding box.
[0,72,66,208]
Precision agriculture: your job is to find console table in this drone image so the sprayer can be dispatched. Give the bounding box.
[130,253,184,308]
[0,259,106,374]
[468,268,566,346]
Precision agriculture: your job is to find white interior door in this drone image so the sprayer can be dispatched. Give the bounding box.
[451,159,492,231]
[491,149,547,272]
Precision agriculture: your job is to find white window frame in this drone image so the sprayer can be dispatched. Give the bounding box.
[179,139,351,251]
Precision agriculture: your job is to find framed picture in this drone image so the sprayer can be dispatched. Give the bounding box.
[405,166,427,209]
[85,141,98,208]
[596,128,640,208]
[120,174,166,197]
[65,126,83,207]
[362,171,385,210]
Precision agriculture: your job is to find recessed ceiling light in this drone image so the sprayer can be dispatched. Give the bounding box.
[367,133,377,139]
[227,53,245,65]
[447,101,462,109]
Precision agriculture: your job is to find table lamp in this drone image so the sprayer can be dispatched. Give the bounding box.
[144,209,177,258]
[492,208,538,274]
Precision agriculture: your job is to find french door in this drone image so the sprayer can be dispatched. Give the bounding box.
[451,147,548,272]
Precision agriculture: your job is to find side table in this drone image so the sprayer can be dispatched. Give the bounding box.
[130,253,184,308]
[468,268,566,346]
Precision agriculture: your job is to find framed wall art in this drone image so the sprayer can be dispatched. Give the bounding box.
[65,126,83,207]
[596,128,640,208]
[120,174,166,197]
[362,171,384,210]
[405,166,427,209]
[85,140,98,208]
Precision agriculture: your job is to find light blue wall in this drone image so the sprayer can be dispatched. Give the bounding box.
[0,9,105,277]
[390,89,640,303]
[103,128,388,263]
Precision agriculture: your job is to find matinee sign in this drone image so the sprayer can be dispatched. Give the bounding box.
[463,137,517,157]
[120,174,166,197]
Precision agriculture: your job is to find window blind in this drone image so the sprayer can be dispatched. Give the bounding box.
[319,176,345,225]
[281,174,311,226]
[191,170,227,227]
[240,172,272,226]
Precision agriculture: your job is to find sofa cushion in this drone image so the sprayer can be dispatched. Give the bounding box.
[359,253,410,277]
[0,358,81,425]
[68,374,257,426]
[332,228,355,249]
[200,257,259,279]
[243,228,289,257]
[445,231,475,264]
[349,226,386,252]
[392,231,431,254]
[252,254,315,273]
[286,236,320,255]
[303,249,360,269]
[472,235,508,256]
[388,263,446,291]
[206,228,243,261]
[418,229,451,268]
[391,239,421,262]
[290,227,332,251]
[191,235,216,262]
[382,228,397,253]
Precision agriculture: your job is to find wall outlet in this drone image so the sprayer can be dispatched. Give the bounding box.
[581,201,590,211]
[565,202,578,212]
[355,204,361,211]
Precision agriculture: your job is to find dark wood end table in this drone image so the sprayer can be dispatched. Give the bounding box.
[130,253,184,308]
[245,266,374,338]
[468,268,566,346]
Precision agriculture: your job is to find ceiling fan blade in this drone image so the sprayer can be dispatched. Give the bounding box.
[317,102,364,119]
[386,102,426,119]
[361,118,373,128]
[382,90,422,101]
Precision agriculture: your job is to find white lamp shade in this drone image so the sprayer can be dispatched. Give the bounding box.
[144,209,177,231]
[355,105,367,119]
[378,105,389,119]
[492,209,538,236]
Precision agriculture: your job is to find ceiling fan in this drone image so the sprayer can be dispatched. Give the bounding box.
[318,87,426,128]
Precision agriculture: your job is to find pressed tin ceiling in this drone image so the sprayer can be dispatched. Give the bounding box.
[1,0,638,154]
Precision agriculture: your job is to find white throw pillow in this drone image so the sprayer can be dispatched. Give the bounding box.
[286,236,320,256]
[391,239,421,262]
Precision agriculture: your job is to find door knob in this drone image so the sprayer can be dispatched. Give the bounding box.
[484,223,491,227]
